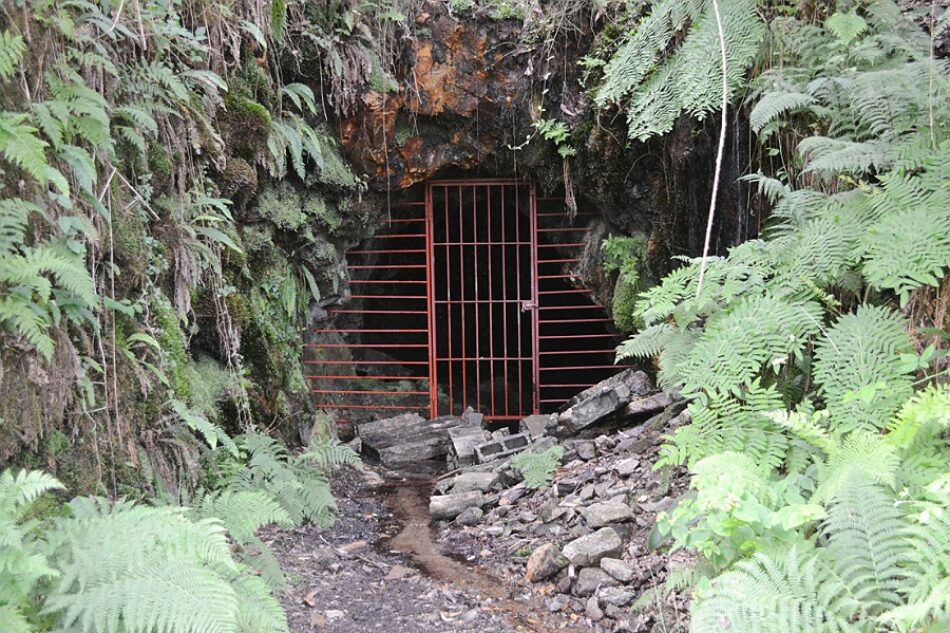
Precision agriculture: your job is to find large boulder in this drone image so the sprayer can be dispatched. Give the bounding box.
[554,370,655,437]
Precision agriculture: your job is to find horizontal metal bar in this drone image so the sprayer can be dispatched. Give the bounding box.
[327,309,427,314]
[348,279,426,284]
[540,365,629,371]
[429,178,528,186]
[313,329,428,334]
[536,227,592,233]
[304,360,429,365]
[539,333,617,340]
[312,403,427,410]
[348,249,426,255]
[538,305,603,311]
[538,274,580,280]
[308,375,429,381]
[349,295,427,300]
[537,258,581,264]
[434,299,528,305]
[539,317,614,323]
[306,343,428,348]
[433,241,531,246]
[481,415,526,421]
[311,389,429,396]
[537,289,592,295]
[539,349,613,355]
[435,356,532,361]
[538,383,596,388]
[537,243,587,248]
[347,264,427,270]
[540,399,570,404]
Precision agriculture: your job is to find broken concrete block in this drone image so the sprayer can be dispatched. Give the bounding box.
[429,490,487,520]
[474,431,531,463]
[358,412,472,467]
[624,391,675,417]
[447,422,487,468]
[519,414,552,439]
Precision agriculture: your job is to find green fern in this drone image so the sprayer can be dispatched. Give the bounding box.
[812,306,915,433]
[691,545,861,633]
[511,446,564,489]
[0,31,25,81]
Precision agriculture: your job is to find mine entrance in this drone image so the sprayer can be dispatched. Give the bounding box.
[427,180,538,421]
[307,178,627,425]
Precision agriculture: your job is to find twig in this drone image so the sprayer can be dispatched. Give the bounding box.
[695,0,729,299]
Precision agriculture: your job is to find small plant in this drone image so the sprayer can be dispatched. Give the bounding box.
[511,446,564,489]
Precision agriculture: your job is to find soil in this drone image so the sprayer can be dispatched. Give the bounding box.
[269,469,585,632]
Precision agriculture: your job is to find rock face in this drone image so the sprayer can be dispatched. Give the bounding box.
[561,528,622,566]
[525,543,566,583]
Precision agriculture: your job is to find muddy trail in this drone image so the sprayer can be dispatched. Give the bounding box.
[267,469,579,632]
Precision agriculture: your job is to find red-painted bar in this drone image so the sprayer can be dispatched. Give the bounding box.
[327,309,427,314]
[308,375,428,380]
[348,248,426,255]
[312,403,427,410]
[304,360,428,365]
[311,389,429,396]
[305,343,428,349]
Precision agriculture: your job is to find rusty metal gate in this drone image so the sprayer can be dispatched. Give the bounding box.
[306,179,627,424]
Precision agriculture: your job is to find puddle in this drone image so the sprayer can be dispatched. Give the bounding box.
[377,480,559,632]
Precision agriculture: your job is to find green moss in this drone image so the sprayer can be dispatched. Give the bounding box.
[451,0,474,12]
[602,233,654,333]
[153,295,193,402]
[147,143,172,181]
[183,356,235,420]
[256,182,307,231]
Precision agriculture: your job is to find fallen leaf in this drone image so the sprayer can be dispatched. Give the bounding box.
[303,590,317,607]
[309,611,327,627]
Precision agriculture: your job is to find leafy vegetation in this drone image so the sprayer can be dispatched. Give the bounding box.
[511,445,565,489]
[604,1,950,630]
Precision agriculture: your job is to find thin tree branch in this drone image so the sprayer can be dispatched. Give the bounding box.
[696,0,729,299]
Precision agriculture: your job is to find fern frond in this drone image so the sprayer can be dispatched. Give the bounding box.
[691,545,861,633]
[0,113,49,183]
[750,91,816,134]
[0,31,25,81]
[824,476,913,612]
[813,305,914,433]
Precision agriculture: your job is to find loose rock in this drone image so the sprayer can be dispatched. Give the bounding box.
[561,527,622,566]
[525,543,567,583]
[574,567,619,597]
[580,502,633,528]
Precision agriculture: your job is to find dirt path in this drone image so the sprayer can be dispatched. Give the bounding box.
[269,469,583,632]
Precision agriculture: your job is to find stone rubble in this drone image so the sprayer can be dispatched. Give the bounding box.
[428,371,693,632]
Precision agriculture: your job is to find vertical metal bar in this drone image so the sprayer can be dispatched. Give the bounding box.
[514,183,524,416]
[458,185,466,416]
[425,183,438,419]
[473,185,481,414]
[444,187,453,416]
[487,185,496,419]
[529,183,540,414]
[500,184,509,417]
